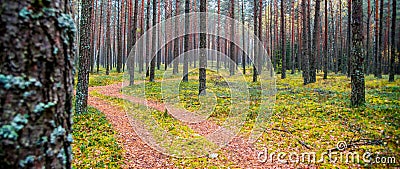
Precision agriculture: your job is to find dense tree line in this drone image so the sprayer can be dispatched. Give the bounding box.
[73,0,399,108]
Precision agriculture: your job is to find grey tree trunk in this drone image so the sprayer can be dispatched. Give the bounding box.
[199,0,207,95]
[0,0,75,167]
[76,0,93,114]
[324,0,328,79]
[230,0,236,76]
[253,0,259,82]
[351,0,365,106]
[105,0,111,75]
[183,0,190,82]
[145,0,151,77]
[116,0,122,73]
[173,0,180,74]
[310,0,321,83]
[366,0,371,75]
[129,0,139,85]
[389,0,396,82]
[150,0,157,82]
[242,0,246,75]
[302,0,310,85]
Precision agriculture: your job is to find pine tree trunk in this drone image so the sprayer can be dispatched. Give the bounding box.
[366,0,371,75]
[310,0,321,83]
[183,0,190,81]
[350,0,365,106]
[291,0,295,74]
[302,0,310,85]
[374,0,379,77]
[90,0,96,73]
[128,0,139,85]
[97,0,104,73]
[281,0,286,79]
[377,0,383,78]
[324,0,328,79]
[139,0,145,73]
[217,0,221,72]
[346,0,352,77]
[116,0,122,73]
[145,0,151,77]
[173,0,180,75]
[253,0,259,82]
[199,0,207,95]
[76,0,93,114]
[157,0,162,70]
[257,0,263,75]
[389,0,396,82]
[306,0,312,83]
[149,0,157,82]
[242,0,246,75]
[105,0,111,75]
[230,0,236,76]
[0,1,75,167]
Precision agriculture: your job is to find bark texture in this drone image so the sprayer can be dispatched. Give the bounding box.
[0,0,75,167]
[350,0,365,106]
[76,0,93,114]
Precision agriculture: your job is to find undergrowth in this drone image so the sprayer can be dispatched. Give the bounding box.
[72,106,124,168]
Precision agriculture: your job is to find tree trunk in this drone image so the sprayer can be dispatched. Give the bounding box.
[116,0,122,73]
[199,0,207,95]
[366,0,371,75]
[230,0,236,76]
[183,0,190,81]
[128,0,139,85]
[145,0,151,77]
[281,0,286,79]
[257,0,263,75]
[377,0,383,78]
[173,0,180,74]
[90,0,96,73]
[217,0,221,72]
[374,0,379,77]
[310,0,321,83]
[242,0,246,75]
[164,0,172,70]
[389,0,396,82]
[291,0,295,74]
[346,0,352,77]
[324,0,328,79]
[253,0,259,82]
[97,0,104,73]
[105,0,112,75]
[0,1,75,167]
[157,0,162,70]
[302,0,310,85]
[76,0,93,114]
[350,0,365,106]
[150,0,157,82]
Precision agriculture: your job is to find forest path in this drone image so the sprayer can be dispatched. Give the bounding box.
[87,81,302,168]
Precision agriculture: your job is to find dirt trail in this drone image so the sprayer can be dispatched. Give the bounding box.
[88,82,311,168]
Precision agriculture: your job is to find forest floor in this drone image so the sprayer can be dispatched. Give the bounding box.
[72,69,400,168]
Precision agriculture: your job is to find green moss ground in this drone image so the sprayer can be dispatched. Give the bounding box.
[74,69,399,168]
